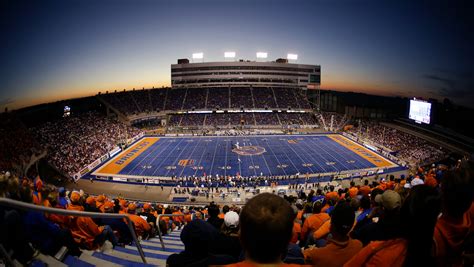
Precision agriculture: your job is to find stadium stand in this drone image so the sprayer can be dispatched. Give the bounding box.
[347,120,446,166]
[99,87,313,117]
[30,111,142,176]
[1,159,473,266]
[0,113,44,176]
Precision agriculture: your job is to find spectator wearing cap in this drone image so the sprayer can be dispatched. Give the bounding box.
[225,193,297,266]
[127,203,152,239]
[352,190,403,246]
[301,201,330,247]
[304,202,362,266]
[214,211,242,260]
[167,219,235,266]
[67,191,118,249]
[101,201,133,245]
[410,176,424,187]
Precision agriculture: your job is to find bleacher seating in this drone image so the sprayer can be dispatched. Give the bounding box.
[99,87,313,117]
[63,230,184,266]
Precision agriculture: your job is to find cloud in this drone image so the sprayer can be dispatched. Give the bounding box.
[0,98,15,106]
[422,70,474,107]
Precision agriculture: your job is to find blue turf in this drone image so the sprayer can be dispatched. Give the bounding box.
[117,135,387,178]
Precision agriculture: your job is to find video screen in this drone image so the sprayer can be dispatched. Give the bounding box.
[409,99,431,124]
[63,105,71,117]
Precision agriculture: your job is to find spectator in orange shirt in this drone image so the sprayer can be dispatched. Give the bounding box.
[295,200,304,222]
[304,202,362,266]
[345,184,441,267]
[325,185,338,202]
[84,196,100,213]
[424,173,438,188]
[67,191,118,249]
[348,181,358,198]
[291,219,302,244]
[172,207,185,229]
[127,203,152,239]
[95,194,106,212]
[225,193,301,266]
[433,166,474,267]
[301,202,330,246]
[358,180,371,197]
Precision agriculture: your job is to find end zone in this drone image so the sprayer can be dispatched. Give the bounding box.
[93,137,159,176]
[327,134,397,168]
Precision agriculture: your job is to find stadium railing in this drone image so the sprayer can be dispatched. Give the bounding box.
[0,197,147,264]
[156,214,187,250]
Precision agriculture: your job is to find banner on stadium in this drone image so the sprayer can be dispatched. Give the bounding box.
[88,158,102,170]
[109,146,121,157]
[127,133,145,144]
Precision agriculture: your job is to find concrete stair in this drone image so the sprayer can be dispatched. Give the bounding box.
[62,230,184,266]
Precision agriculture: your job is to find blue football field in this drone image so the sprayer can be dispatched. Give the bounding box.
[94,134,398,178]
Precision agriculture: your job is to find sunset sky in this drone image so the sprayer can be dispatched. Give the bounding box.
[1,0,472,110]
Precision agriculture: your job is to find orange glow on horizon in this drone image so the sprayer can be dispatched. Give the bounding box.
[5,75,419,111]
[7,80,171,111]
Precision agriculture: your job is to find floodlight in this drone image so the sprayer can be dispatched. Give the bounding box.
[224,52,236,58]
[192,53,203,59]
[287,53,298,60]
[256,52,268,59]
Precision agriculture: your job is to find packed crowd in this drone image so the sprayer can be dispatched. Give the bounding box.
[167,112,318,128]
[155,162,474,266]
[0,113,44,174]
[31,112,143,176]
[0,173,190,264]
[100,87,313,116]
[1,160,473,266]
[349,121,446,165]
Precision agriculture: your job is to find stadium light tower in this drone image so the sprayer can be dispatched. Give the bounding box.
[256,52,268,61]
[224,51,236,58]
[224,51,236,61]
[192,52,204,63]
[287,53,298,62]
